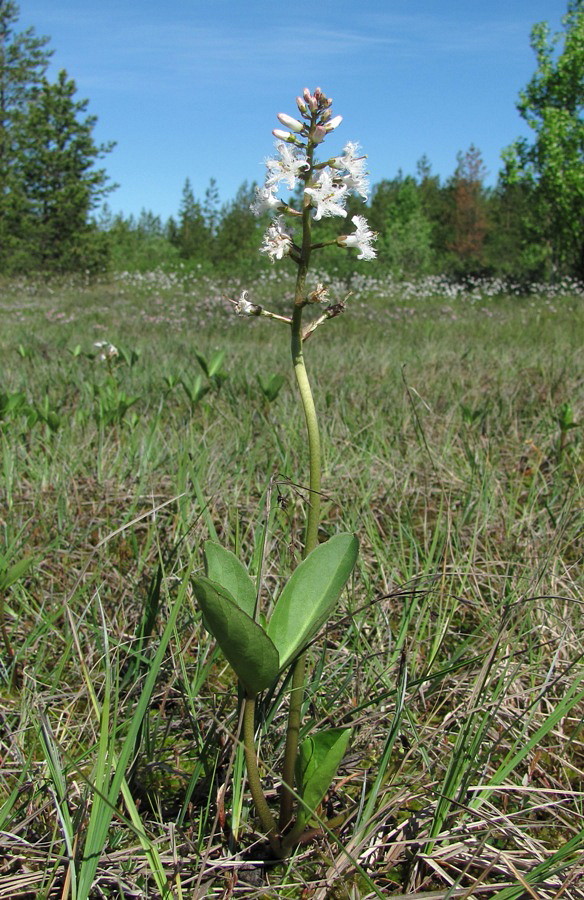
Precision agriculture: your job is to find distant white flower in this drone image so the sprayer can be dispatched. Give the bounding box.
[337,141,370,199]
[234,290,256,316]
[265,142,309,190]
[260,216,293,262]
[250,182,281,216]
[304,170,348,220]
[338,215,377,260]
[94,340,118,361]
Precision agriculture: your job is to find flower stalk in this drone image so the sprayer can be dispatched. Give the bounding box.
[233,85,376,849]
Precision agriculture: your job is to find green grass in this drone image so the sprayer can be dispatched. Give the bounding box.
[0,270,583,898]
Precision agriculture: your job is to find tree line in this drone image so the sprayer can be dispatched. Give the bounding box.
[1,0,583,281]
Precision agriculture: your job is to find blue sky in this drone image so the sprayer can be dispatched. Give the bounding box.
[19,0,568,221]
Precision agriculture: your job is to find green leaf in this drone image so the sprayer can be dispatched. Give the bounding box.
[267,533,358,671]
[192,576,279,697]
[0,556,35,592]
[295,728,351,829]
[257,373,285,402]
[180,375,209,406]
[194,351,209,377]
[207,350,226,378]
[203,541,256,619]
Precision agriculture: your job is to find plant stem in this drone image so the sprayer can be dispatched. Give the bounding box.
[290,304,322,554]
[280,163,323,828]
[242,695,282,855]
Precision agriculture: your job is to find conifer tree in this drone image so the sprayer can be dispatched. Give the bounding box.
[13,69,114,270]
[176,177,208,259]
[448,145,488,270]
[0,0,51,264]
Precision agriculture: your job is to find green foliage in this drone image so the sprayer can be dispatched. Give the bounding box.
[191,575,280,696]
[0,6,113,274]
[203,540,256,619]
[194,347,227,384]
[89,379,140,427]
[295,728,352,829]
[369,175,435,276]
[0,0,51,268]
[501,2,584,277]
[179,373,210,408]
[194,533,359,684]
[257,372,286,403]
[0,275,582,891]
[212,180,265,271]
[266,533,359,671]
[174,178,209,260]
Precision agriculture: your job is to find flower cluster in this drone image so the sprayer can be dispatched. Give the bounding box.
[251,87,377,264]
[94,340,118,362]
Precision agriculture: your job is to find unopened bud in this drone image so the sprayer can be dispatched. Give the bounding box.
[311,125,327,144]
[304,87,318,111]
[277,112,304,133]
[324,115,343,132]
[296,97,308,116]
[272,128,293,141]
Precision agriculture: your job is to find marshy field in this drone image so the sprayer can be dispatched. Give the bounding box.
[1,270,583,898]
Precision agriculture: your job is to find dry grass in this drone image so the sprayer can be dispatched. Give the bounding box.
[0,271,583,898]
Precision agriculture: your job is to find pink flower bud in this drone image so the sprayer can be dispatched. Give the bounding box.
[311,125,327,144]
[277,112,304,133]
[272,128,293,141]
[296,96,308,115]
[304,88,317,111]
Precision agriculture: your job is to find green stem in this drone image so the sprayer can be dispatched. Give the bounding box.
[291,304,322,553]
[280,167,323,827]
[242,695,282,855]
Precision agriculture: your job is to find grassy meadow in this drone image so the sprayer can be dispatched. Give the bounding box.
[1,269,583,898]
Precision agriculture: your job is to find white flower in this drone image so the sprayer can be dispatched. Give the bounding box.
[265,142,308,190]
[234,290,256,316]
[250,182,281,216]
[338,215,377,260]
[260,216,293,262]
[94,340,118,361]
[304,170,348,220]
[337,141,370,199]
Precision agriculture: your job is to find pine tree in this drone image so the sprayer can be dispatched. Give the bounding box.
[0,0,51,264]
[213,181,263,269]
[176,177,208,259]
[11,69,115,271]
[203,176,220,237]
[448,145,489,270]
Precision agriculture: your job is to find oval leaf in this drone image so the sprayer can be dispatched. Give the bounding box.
[295,728,352,828]
[203,541,256,619]
[192,576,279,696]
[267,533,358,670]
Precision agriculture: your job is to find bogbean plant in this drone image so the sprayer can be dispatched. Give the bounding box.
[191,87,377,858]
